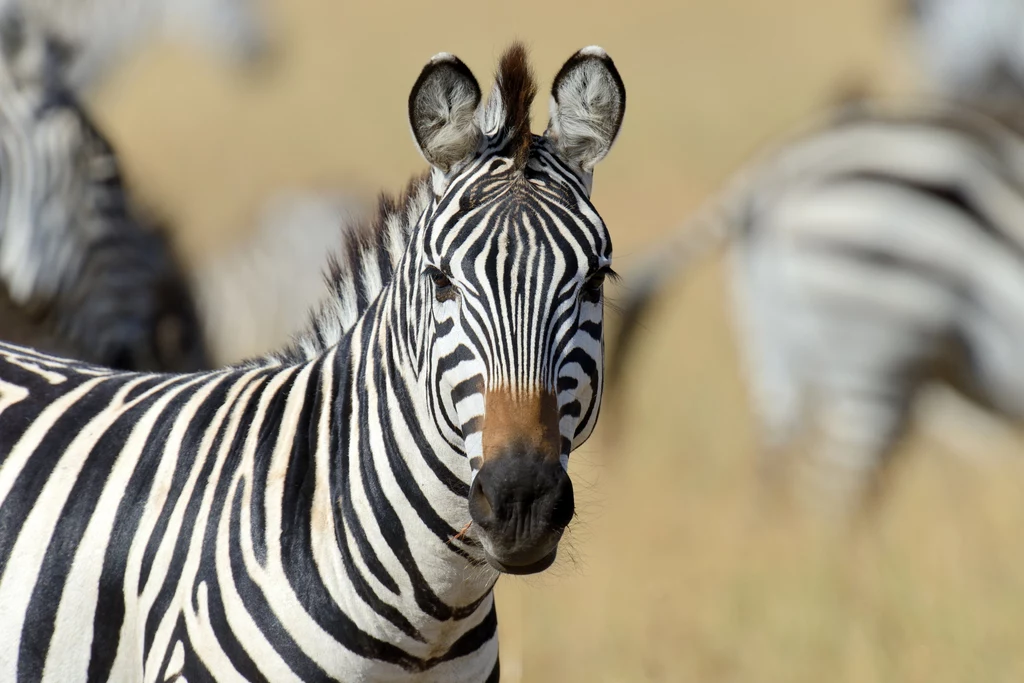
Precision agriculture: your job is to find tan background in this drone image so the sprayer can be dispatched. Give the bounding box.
[90,1,1024,680]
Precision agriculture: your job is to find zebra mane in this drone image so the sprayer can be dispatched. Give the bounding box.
[490,42,537,169]
[272,175,432,364]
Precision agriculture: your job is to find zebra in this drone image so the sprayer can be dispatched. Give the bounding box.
[610,98,1024,519]
[194,190,367,365]
[0,13,208,371]
[0,0,272,92]
[902,0,1024,109]
[0,42,626,681]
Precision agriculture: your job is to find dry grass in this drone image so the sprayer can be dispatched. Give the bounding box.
[90,0,1024,679]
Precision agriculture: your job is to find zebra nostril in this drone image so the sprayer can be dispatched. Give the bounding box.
[548,472,575,530]
[468,478,495,529]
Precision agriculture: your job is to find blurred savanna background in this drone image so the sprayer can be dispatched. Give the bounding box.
[87,0,1024,680]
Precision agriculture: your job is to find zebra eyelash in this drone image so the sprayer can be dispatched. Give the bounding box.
[582,265,618,297]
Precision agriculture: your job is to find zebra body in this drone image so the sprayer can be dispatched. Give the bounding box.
[0,44,625,680]
[0,339,497,682]
[613,100,1024,514]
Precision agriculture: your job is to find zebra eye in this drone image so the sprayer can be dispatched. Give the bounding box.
[426,267,457,302]
[582,269,610,299]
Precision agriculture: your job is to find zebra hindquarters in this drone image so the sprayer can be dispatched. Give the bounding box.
[732,205,968,524]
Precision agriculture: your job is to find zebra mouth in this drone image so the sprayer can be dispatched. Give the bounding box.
[483,547,558,575]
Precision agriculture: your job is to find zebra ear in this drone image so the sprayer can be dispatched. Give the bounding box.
[0,10,48,83]
[408,53,483,173]
[545,46,626,173]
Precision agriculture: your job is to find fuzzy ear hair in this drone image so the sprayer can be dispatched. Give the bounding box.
[546,46,626,173]
[408,53,482,173]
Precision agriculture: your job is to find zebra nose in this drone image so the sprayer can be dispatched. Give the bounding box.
[468,447,574,573]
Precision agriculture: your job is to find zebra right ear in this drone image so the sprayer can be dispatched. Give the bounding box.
[408,54,483,173]
[545,46,626,174]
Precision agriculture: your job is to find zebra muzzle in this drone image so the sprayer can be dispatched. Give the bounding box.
[468,452,574,574]
[469,389,573,574]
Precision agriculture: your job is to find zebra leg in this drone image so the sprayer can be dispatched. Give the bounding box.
[728,244,806,501]
[742,327,806,508]
[799,381,913,525]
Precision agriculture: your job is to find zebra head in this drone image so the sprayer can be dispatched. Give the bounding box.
[406,44,624,574]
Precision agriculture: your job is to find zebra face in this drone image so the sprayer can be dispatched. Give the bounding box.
[408,45,625,574]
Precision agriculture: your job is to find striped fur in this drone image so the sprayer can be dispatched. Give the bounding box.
[0,44,625,680]
[611,99,1024,516]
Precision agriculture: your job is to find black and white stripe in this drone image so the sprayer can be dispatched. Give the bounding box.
[0,43,625,680]
[612,99,1024,516]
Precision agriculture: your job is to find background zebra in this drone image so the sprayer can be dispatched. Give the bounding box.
[193,189,367,364]
[0,42,625,681]
[607,0,1024,520]
[902,0,1024,110]
[0,0,272,92]
[610,98,1024,519]
[0,14,208,371]
[0,0,362,369]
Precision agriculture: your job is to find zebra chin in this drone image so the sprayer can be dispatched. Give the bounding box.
[484,546,561,575]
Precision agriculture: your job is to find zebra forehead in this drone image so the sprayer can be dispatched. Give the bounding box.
[434,170,605,254]
[438,205,594,275]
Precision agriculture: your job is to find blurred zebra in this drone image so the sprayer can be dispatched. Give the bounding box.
[0,43,625,680]
[193,190,367,365]
[0,0,272,91]
[0,15,207,371]
[611,99,1024,518]
[902,0,1024,109]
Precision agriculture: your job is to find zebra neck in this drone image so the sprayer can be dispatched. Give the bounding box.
[320,303,498,646]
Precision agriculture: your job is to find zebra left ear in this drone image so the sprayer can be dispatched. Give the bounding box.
[545,46,626,174]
